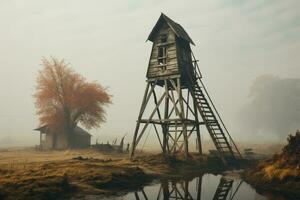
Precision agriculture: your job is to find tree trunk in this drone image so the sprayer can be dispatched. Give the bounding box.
[65,124,74,149]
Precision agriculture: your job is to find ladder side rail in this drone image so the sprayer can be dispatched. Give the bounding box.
[198,78,242,159]
[192,51,234,152]
[191,50,202,79]
[229,180,243,200]
[193,82,235,159]
[212,178,234,200]
[191,49,241,159]
[184,68,231,163]
[190,83,229,164]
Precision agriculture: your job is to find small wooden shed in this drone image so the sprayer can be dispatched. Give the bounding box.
[34,125,91,150]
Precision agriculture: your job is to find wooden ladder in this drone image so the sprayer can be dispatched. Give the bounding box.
[212,178,234,200]
[191,81,239,165]
[187,52,242,165]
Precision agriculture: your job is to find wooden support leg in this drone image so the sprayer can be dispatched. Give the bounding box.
[141,189,148,200]
[184,181,189,199]
[176,78,189,159]
[193,95,202,155]
[130,82,151,159]
[131,83,166,158]
[134,192,140,200]
[153,89,167,155]
[182,124,189,159]
[163,80,169,155]
[40,132,42,150]
[162,181,169,200]
[194,102,203,155]
[196,128,202,154]
[196,176,202,200]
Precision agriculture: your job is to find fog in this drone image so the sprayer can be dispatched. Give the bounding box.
[239,75,300,140]
[0,0,299,147]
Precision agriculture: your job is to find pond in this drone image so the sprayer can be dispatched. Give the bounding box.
[78,173,292,200]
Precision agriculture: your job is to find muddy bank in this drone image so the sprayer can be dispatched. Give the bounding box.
[0,150,228,200]
[243,132,300,199]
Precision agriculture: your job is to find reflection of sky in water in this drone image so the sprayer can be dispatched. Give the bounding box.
[82,173,292,200]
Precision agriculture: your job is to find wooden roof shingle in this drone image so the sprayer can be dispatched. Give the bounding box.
[147,13,195,45]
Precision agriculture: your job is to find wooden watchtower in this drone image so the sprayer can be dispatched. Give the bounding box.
[130,13,242,165]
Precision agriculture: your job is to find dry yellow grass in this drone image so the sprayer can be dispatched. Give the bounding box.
[0,148,210,199]
[244,132,300,198]
[263,163,299,181]
[0,148,154,199]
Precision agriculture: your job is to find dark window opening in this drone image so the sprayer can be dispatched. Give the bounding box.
[158,46,167,68]
[158,34,167,70]
[160,34,167,43]
[158,46,165,58]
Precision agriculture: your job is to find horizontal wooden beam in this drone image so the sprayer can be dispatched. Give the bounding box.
[139,118,205,126]
[156,42,175,47]
[147,75,180,82]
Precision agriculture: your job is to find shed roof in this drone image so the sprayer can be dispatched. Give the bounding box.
[34,125,91,137]
[147,13,195,45]
[34,125,48,132]
[74,126,92,137]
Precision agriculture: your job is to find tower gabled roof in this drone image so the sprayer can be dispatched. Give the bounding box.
[147,13,195,45]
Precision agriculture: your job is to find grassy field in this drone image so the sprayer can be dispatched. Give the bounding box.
[0,148,216,200]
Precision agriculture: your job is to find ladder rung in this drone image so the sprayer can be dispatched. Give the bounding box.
[213,135,224,138]
[212,133,223,135]
[205,118,215,120]
[215,136,225,138]
[201,108,211,111]
[213,134,224,136]
[209,126,221,129]
[209,124,220,127]
[214,136,225,139]
[208,119,218,122]
[202,111,212,113]
[199,102,208,105]
[218,147,230,149]
[199,105,209,108]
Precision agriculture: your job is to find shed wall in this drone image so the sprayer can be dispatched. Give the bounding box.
[55,133,69,149]
[73,135,91,148]
[147,23,179,78]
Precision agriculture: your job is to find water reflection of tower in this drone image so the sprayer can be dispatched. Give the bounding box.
[133,176,242,200]
[158,178,199,200]
[134,178,199,200]
[254,193,267,200]
[212,178,234,200]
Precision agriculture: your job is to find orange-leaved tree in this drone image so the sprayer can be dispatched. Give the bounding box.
[34,57,111,147]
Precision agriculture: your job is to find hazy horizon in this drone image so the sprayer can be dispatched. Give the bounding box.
[0,0,299,149]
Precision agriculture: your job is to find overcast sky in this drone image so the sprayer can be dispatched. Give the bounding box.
[0,0,299,147]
